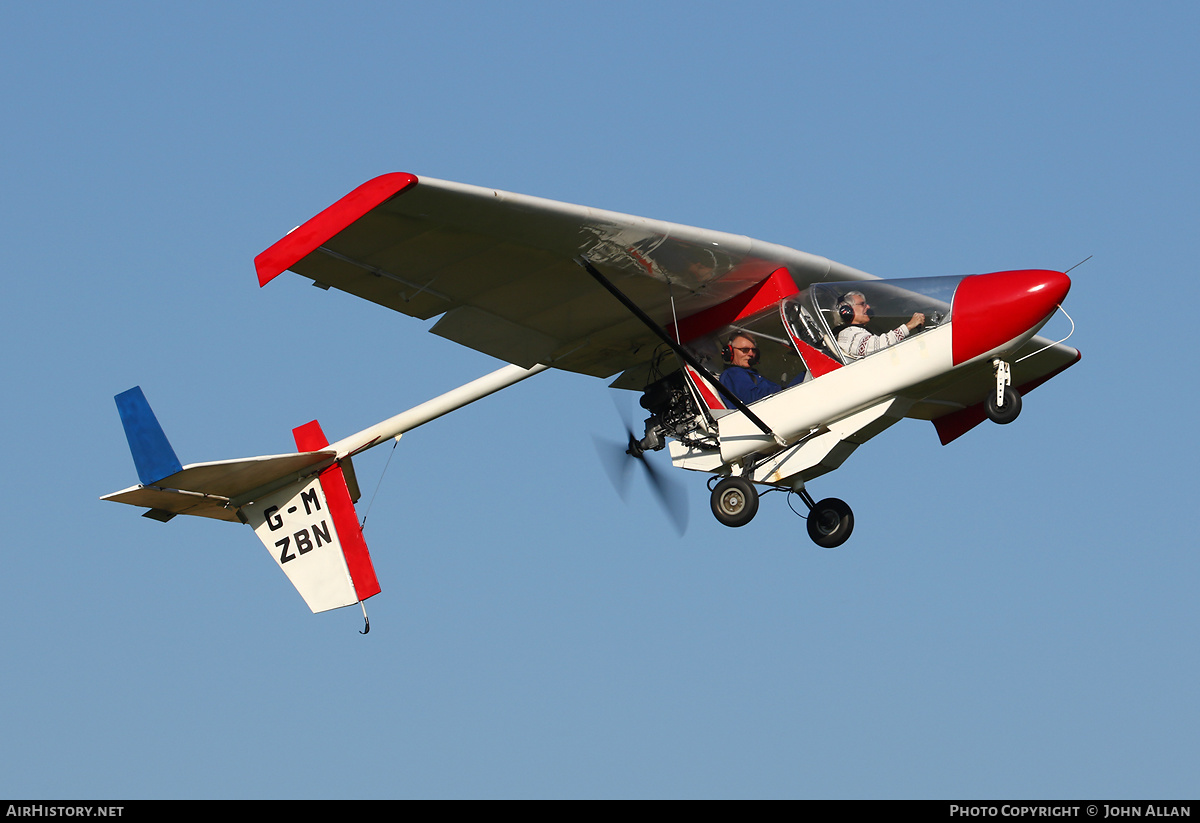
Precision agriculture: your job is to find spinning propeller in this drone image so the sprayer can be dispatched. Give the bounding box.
[593,394,688,536]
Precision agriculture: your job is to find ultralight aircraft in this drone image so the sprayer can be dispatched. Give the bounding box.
[103,173,1080,628]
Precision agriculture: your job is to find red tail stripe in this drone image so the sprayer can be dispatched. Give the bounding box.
[292,421,381,601]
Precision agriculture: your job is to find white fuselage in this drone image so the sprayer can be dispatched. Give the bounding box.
[716,324,956,463]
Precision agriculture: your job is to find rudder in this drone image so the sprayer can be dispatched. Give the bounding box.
[115,387,183,485]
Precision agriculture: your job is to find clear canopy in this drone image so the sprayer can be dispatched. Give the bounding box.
[681,274,970,406]
[783,274,967,365]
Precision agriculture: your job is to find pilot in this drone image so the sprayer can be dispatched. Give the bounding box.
[719,332,798,403]
[836,291,925,360]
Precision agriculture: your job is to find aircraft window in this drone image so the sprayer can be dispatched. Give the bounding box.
[814,275,966,361]
[782,296,841,365]
[715,306,808,399]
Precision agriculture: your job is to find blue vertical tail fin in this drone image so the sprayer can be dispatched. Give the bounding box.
[114,387,183,485]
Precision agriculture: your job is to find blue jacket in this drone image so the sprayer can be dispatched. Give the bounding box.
[719,366,787,404]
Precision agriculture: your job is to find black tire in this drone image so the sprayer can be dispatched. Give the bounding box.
[710,477,759,527]
[985,385,1022,424]
[806,497,854,548]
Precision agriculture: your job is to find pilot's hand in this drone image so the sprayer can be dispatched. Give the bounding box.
[906,312,925,331]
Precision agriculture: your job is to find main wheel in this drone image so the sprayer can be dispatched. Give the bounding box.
[806,497,854,548]
[985,385,1022,424]
[710,477,759,527]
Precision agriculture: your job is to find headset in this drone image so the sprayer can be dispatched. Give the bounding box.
[837,291,866,325]
[721,332,760,366]
[837,300,855,325]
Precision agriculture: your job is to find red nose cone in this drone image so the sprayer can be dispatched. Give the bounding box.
[951,270,1071,365]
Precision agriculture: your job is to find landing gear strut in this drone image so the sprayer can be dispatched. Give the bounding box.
[985,359,1022,424]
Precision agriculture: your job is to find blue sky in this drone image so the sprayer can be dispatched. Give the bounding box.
[3,0,1197,799]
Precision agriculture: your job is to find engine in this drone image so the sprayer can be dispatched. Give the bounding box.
[635,369,715,452]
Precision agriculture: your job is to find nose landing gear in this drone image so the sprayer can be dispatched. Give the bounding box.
[985,359,1022,424]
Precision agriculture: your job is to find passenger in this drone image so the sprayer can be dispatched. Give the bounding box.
[836,291,925,360]
[719,333,798,403]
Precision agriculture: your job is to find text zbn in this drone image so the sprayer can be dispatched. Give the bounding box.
[275,520,333,564]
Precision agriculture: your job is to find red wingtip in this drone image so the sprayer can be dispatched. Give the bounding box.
[254,172,419,287]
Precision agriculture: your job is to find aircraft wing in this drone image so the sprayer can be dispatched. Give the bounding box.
[903,334,1082,444]
[255,173,876,379]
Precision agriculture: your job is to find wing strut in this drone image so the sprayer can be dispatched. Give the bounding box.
[575,258,786,447]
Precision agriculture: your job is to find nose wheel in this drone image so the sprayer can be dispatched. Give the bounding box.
[986,359,1022,424]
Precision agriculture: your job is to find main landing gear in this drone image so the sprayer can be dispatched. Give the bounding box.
[710,476,758,527]
[708,477,855,548]
[803,495,854,548]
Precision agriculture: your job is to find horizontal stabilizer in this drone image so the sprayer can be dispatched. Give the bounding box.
[138,452,335,498]
[105,387,341,521]
[102,451,336,522]
[103,484,242,522]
